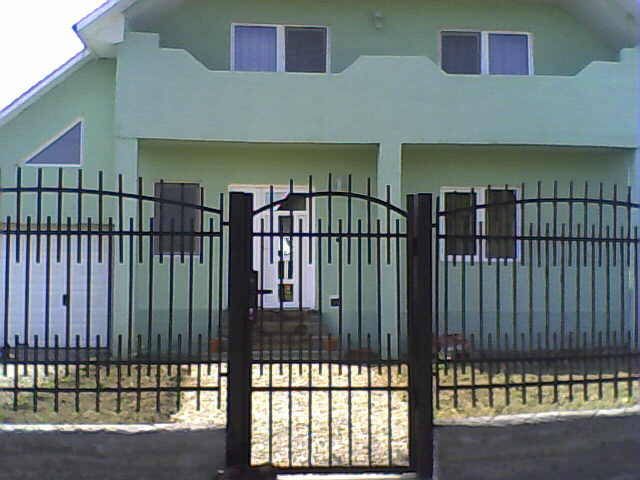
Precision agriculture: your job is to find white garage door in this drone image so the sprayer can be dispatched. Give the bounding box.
[0,233,110,348]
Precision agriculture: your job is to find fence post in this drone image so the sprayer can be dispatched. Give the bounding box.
[226,192,254,467]
[407,193,434,479]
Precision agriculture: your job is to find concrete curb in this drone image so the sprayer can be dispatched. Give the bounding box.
[0,422,222,434]
[435,404,640,427]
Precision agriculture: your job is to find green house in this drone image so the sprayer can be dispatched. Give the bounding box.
[0,0,638,357]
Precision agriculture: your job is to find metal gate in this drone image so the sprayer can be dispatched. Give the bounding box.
[225,185,433,476]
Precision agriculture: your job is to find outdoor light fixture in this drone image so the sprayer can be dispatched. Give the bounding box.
[277,193,307,211]
[373,10,384,30]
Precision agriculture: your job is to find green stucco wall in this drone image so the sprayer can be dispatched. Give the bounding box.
[115,33,638,150]
[135,141,378,351]
[401,145,634,197]
[139,0,617,76]
[403,145,637,349]
[0,58,117,220]
[131,142,637,353]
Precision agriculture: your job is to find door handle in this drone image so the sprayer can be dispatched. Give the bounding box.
[62,294,69,307]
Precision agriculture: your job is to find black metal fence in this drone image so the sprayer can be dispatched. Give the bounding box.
[434,183,640,415]
[2,169,640,477]
[0,168,226,417]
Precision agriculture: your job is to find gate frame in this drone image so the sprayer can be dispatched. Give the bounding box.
[225,191,434,477]
[407,193,434,479]
[226,192,254,467]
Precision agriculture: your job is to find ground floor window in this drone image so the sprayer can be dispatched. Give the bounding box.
[154,182,201,255]
[441,186,519,260]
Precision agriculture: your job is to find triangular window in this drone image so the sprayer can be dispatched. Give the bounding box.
[26,122,82,166]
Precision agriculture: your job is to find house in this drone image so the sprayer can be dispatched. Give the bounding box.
[0,0,638,357]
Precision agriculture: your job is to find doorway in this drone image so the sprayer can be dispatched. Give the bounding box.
[229,185,315,309]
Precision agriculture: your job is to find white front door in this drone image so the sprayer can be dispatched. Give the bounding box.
[0,233,111,348]
[230,185,315,309]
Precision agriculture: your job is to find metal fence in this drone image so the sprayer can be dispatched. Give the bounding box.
[0,168,226,417]
[434,183,640,414]
[2,169,640,477]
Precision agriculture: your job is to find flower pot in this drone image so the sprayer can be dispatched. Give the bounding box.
[209,338,223,353]
[321,337,338,351]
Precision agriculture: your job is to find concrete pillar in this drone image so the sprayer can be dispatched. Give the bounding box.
[112,137,138,357]
[377,142,402,206]
[377,142,403,358]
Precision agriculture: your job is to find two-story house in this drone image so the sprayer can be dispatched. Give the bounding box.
[0,0,638,355]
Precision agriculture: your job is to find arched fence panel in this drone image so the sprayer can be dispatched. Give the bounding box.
[0,168,226,418]
[434,182,640,414]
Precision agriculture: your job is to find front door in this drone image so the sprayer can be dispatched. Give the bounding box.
[230,185,315,309]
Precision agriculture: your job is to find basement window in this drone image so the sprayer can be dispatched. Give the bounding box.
[154,182,201,255]
[441,187,519,260]
[25,121,83,166]
[232,24,329,73]
[441,31,533,75]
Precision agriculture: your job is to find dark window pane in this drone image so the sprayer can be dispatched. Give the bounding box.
[441,32,481,74]
[489,33,529,75]
[279,216,293,234]
[486,189,517,258]
[27,122,82,165]
[154,183,200,254]
[445,192,477,256]
[285,27,327,73]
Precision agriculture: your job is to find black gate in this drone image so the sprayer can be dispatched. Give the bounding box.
[226,183,433,476]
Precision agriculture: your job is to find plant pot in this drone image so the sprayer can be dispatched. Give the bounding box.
[209,338,223,353]
[321,337,338,351]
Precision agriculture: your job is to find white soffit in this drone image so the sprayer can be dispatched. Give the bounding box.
[73,0,135,58]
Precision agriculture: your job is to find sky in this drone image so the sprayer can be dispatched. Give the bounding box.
[0,1,106,111]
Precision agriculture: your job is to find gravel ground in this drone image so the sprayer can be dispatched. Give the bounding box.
[2,361,637,469]
[0,362,410,468]
[175,363,410,468]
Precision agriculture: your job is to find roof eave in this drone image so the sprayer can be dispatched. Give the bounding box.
[73,0,134,58]
[0,51,94,129]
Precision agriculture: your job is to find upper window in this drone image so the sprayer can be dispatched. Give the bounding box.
[441,187,519,260]
[232,24,328,73]
[154,182,201,255]
[25,121,83,166]
[441,31,532,75]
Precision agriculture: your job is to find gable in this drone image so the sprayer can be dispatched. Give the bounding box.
[0,59,116,175]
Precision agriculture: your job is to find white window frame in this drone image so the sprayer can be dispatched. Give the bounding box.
[230,23,331,73]
[439,29,534,75]
[22,118,84,168]
[439,186,522,262]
